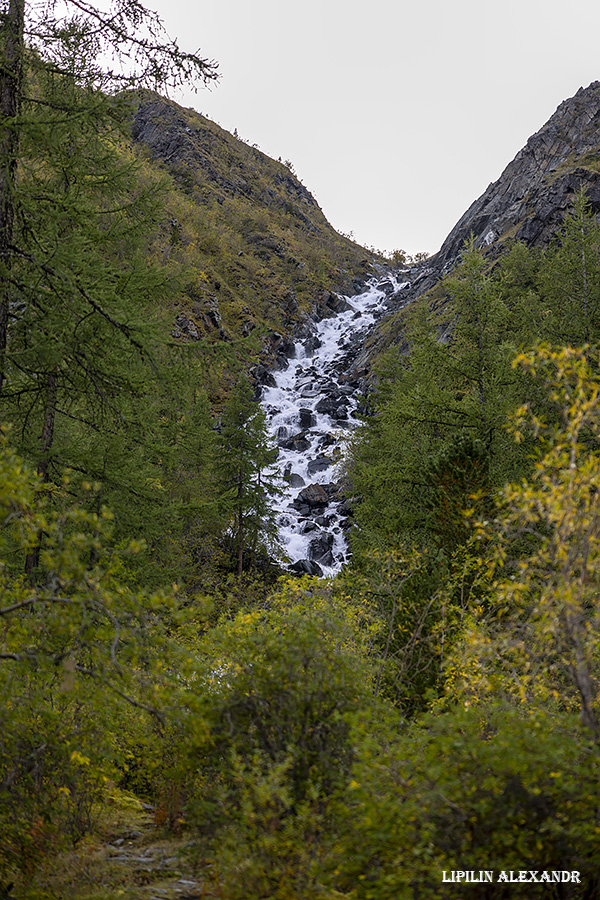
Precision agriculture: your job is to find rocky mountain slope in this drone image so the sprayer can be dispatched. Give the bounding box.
[129,93,375,360]
[129,82,600,381]
[355,80,600,369]
[411,81,600,298]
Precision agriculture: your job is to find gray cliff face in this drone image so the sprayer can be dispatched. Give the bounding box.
[413,81,600,297]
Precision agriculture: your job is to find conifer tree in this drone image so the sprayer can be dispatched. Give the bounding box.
[350,242,522,556]
[538,189,600,346]
[217,377,280,578]
[0,7,219,582]
[0,0,217,391]
[1,63,172,577]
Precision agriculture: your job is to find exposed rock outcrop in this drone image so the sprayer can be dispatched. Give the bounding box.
[408,81,600,299]
[132,97,323,218]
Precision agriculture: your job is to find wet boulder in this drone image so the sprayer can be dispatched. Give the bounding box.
[300,386,320,398]
[297,483,329,507]
[308,532,334,567]
[301,520,318,534]
[303,335,322,356]
[290,559,323,577]
[265,331,295,359]
[289,473,305,488]
[314,514,333,527]
[318,433,336,449]
[315,395,344,416]
[307,456,332,476]
[280,431,312,452]
[299,408,317,429]
[323,291,352,313]
[337,500,353,518]
[290,501,311,516]
[252,364,277,389]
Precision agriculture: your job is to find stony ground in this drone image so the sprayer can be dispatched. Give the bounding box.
[10,796,214,900]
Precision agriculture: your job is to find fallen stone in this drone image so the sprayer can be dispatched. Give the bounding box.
[315,395,343,416]
[303,335,322,355]
[301,520,318,534]
[297,483,329,506]
[253,364,277,388]
[299,408,317,428]
[307,456,332,475]
[290,559,323,576]
[324,291,352,313]
[280,431,311,452]
[318,433,336,448]
[314,515,333,527]
[308,532,334,566]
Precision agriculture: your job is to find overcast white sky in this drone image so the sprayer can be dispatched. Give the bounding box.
[154,0,600,257]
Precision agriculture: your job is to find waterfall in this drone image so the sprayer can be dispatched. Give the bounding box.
[260,274,409,576]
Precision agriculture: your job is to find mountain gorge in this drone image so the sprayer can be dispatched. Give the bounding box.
[120,80,600,389]
[122,81,600,583]
[7,31,600,895]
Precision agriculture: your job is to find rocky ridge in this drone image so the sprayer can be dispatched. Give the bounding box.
[349,81,600,376]
[132,97,322,225]
[129,93,374,348]
[405,81,600,301]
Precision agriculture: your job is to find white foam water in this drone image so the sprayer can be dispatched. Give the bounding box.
[260,275,405,575]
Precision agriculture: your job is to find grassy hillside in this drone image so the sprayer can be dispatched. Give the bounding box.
[129,93,375,349]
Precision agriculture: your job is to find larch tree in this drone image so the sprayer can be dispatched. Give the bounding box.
[538,189,600,347]
[217,377,280,579]
[0,0,218,389]
[455,346,600,735]
[0,0,218,580]
[349,242,521,557]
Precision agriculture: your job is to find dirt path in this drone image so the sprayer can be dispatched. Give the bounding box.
[16,799,214,900]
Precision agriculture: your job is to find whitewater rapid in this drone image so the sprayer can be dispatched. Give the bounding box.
[260,274,407,576]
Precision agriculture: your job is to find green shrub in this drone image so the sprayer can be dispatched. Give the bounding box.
[185,581,375,897]
[330,704,600,899]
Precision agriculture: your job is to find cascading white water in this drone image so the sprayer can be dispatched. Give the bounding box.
[260,274,408,576]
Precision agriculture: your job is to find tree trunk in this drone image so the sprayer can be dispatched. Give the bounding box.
[0,0,24,393]
[25,371,57,580]
[237,505,244,580]
[36,371,58,482]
